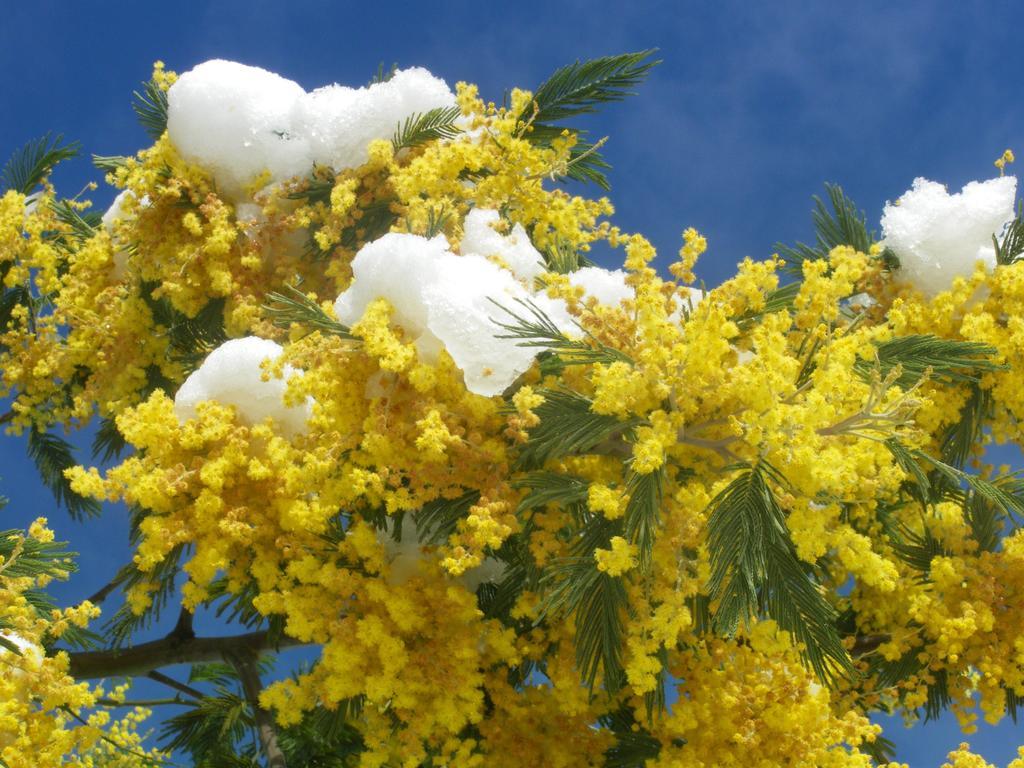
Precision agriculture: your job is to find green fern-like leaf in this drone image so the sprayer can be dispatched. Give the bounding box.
[514,472,589,515]
[855,334,1003,389]
[622,467,663,572]
[0,283,33,343]
[92,154,131,173]
[422,205,451,238]
[50,199,99,242]
[414,490,481,545]
[518,50,658,188]
[133,77,169,140]
[887,519,949,574]
[91,417,128,463]
[143,286,228,371]
[965,490,1004,553]
[775,183,875,276]
[940,384,991,469]
[1007,687,1022,724]
[26,429,101,520]
[159,690,253,763]
[368,62,398,86]
[514,388,641,470]
[392,106,462,151]
[862,735,898,765]
[278,703,366,767]
[1,133,80,195]
[0,528,76,580]
[706,462,851,683]
[531,50,660,123]
[600,707,664,767]
[913,447,1024,524]
[490,296,632,367]
[993,202,1024,265]
[263,285,355,340]
[104,541,185,646]
[540,239,596,275]
[540,554,628,692]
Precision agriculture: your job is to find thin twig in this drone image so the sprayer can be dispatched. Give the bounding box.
[95,696,188,708]
[227,650,288,768]
[677,433,740,463]
[147,671,205,702]
[60,704,182,767]
[849,633,890,658]
[86,563,132,606]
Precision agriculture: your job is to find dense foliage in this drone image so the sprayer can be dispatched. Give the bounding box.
[2,52,1024,767]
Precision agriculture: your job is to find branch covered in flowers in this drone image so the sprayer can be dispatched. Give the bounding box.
[4,50,1024,768]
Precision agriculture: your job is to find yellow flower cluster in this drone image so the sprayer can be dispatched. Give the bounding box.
[648,622,881,767]
[9,57,1024,764]
[884,743,1024,768]
[0,522,161,768]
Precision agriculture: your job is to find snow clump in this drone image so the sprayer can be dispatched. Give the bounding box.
[102,190,149,277]
[881,176,1017,297]
[460,208,546,284]
[0,632,42,685]
[567,266,634,307]
[334,232,574,397]
[377,517,504,590]
[166,59,455,197]
[173,337,312,436]
[566,265,704,322]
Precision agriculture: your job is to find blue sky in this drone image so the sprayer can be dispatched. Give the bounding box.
[1,0,1023,763]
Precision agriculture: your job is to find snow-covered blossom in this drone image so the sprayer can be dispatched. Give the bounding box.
[0,632,41,685]
[460,208,546,284]
[881,176,1017,296]
[377,517,504,590]
[167,59,455,197]
[567,266,633,307]
[102,190,149,276]
[173,337,311,435]
[566,265,704,322]
[334,232,573,396]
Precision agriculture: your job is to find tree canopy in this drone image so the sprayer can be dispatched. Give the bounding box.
[2,52,1024,767]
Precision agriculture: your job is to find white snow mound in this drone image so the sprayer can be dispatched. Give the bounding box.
[335,232,573,396]
[295,68,456,172]
[173,337,312,436]
[167,60,455,197]
[102,190,149,277]
[566,266,704,323]
[881,176,1017,296]
[568,266,634,307]
[460,208,546,284]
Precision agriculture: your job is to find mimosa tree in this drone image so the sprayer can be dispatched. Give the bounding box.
[2,51,1024,767]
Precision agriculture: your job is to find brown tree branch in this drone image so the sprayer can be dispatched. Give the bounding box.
[146,670,205,701]
[96,696,188,707]
[169,607,195,642]
[849,633,890,658]
[67,629,306,680]
[228,649,288,768]
[85,563,133,606]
